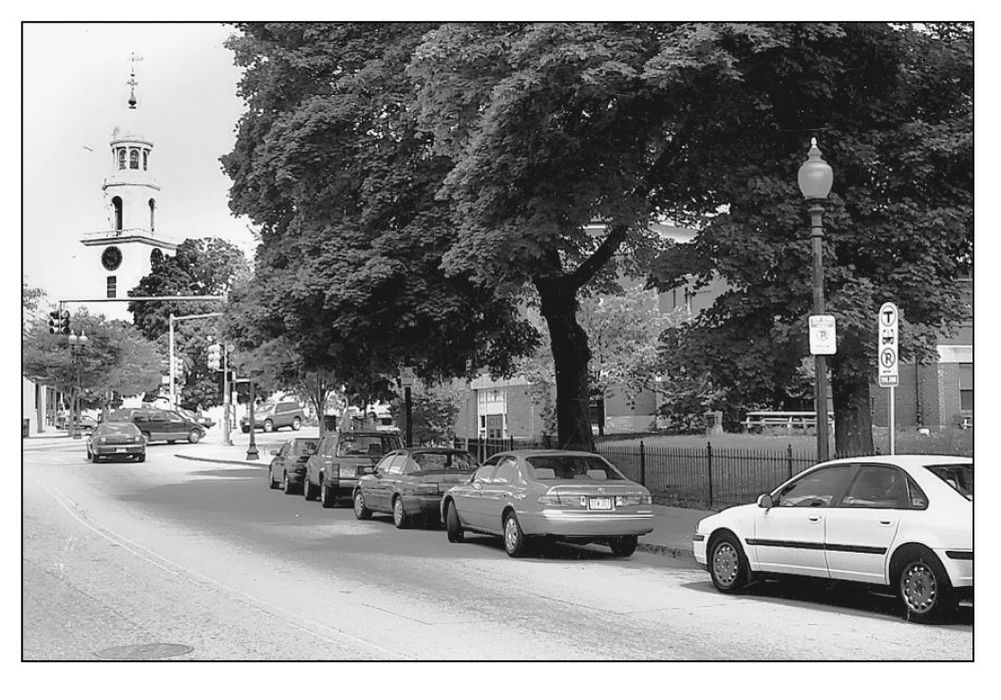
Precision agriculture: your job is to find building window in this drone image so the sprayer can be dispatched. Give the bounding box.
[117,148,126,170]
[143,149,149,170]
[959,363,973,412]
[130,148,140,169]
[106,276,117,299]
[151,248,163,265]
[149,198,156,231]
[112,196,123,231]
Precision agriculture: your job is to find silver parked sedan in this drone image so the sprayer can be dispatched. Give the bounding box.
[441,450,654,557]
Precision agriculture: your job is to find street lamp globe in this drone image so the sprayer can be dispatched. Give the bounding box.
[798,137,834,200]
[68,332,78,345]
[79,332,88,345]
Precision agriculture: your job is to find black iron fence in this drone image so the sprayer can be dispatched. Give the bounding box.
[451,436,889,510]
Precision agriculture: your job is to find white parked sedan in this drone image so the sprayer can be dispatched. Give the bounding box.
[693,455,972,621]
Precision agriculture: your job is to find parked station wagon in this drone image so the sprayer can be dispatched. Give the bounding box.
[441,449,654,558]
[303,430,404,507]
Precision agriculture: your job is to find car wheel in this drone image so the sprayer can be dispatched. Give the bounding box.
[392,496,409,529]
[320,479,337,508]
[897,550,955,622]
[186,430,201,444]
[263,420,274,433]
[291,417,301,431]
[303,475,319,501]
[136,454,146,463]
[85,447,92,462]
[282,471,298,495]
[353,490,373,520]
[709,532,751,593]
[503,511,529,558]
[268,467,280,490]
[445,501,464,543]
[168,440,176,445]
[241,427,250,434]
[609,535,638,557]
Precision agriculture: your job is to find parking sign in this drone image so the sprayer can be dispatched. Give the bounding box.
[877,302,899,387]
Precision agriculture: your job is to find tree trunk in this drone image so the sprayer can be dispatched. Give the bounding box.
[536,279,595,451]
[830,356,875,456]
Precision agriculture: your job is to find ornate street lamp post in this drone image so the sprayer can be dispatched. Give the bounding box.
[798,138,834,462]
[68,330,89,440]
[246,379,259,461]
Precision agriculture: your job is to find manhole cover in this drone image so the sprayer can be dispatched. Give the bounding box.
[96,643,193,660]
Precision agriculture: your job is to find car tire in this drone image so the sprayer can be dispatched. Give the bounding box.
[303,475,319,501]
[136,454,146,463]
[709,531,751,593]
[282,471,298,495]
[291,417,301,431]
[263,420,274,433]
[320,479,337,508]
[445,501,464,543]
[187,430,201,444]
[896,548,955,623]
[353,490,372,520]
[241,427,250,434]
[268,467,280,490]
[168,440,176,445]
[609,535,638,557]
[503,511,529,558]
[392,496,409,529]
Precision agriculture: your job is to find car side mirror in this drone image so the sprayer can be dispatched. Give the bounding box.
[269,449,278,456]
[757,493,774,509]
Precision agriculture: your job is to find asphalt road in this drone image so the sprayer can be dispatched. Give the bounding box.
[22,438,973,661]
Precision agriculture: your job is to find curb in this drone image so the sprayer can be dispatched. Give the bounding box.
[175,454,264,467]
[636,541,696,563]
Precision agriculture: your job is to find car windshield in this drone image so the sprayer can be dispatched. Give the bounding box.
[97,423,141,436]
[527,455,625,481]
[258,403,275,413]
[925,463,973,499]
[411,451,477,472]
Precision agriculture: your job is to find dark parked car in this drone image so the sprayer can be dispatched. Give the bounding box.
[107,408,205,444]
[240,400,305,433]
[176,407,215,430]
[85,421,146,463]
[268,437,320,494]
[304,430,403,507]
[354,448,479,528]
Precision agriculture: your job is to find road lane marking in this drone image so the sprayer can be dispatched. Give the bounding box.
[26,472,404,659]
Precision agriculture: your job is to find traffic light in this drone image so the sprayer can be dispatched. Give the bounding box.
[207,344,221,372]
[49,309,70,335]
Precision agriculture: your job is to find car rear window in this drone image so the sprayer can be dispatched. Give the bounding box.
[98,423,141,436]
[925,463,973,499]
[293,440,318,456]
[526,455,625,481]
[337,434,399,457]
[411,451,477,472]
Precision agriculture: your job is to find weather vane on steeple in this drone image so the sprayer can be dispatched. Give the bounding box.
[127,52,143,109]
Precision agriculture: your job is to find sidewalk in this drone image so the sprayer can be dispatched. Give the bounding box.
[174,429,712,563]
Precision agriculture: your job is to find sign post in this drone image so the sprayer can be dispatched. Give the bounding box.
[878,302,899,455]
[400,366,415,448]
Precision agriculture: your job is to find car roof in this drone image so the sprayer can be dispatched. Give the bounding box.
[401,447,471,454]
[818,454,971,468]
[489,449,604,459]
[97,421,140,429]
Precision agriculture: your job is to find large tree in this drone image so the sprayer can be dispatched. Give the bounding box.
[129,237,249,409]
[221,23,537,417]
[647,23,972,453]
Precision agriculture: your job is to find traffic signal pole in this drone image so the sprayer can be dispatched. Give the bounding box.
[222,345,232,446]
[168,312,223,408]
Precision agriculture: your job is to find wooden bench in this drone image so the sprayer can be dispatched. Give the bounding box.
[742,410,834,434]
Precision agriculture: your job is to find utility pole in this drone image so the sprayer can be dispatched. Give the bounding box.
[223,343,233,446]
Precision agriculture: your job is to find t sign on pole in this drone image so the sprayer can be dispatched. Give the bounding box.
[878,302,899,454]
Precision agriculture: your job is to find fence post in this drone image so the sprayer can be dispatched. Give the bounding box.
[787,443,794,481]
[706,442,713,508]
[639,440,646,486]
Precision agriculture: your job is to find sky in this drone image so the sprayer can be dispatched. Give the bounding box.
[21,22,255,304]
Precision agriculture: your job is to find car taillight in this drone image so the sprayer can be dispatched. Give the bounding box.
[615,495,652,507]
[338,464,356,478]
[537,492,585,508]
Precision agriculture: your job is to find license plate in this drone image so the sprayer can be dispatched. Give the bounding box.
[588,497,613,510]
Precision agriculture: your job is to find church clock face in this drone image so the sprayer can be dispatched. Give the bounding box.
[102,246,123,271]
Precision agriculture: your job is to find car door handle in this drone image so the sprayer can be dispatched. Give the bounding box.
[879,520,892,526]
[808,516,822,522]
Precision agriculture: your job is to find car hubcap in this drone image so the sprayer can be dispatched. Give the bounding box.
[394,500,403,525]
[713,543,739,586]
[902,562,937,612]
[505,518,518,551]
[355,494,363,515]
